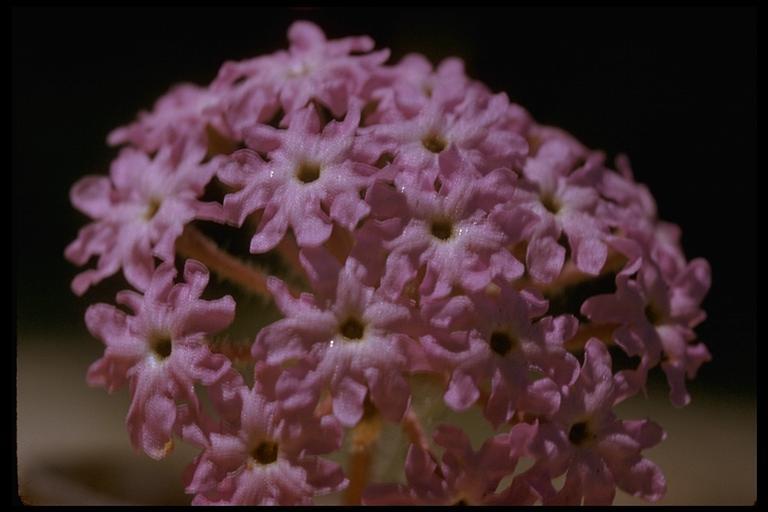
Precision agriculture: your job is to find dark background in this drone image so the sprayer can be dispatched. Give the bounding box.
[13,6,756,394]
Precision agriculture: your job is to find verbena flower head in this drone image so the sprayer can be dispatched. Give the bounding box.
[69,20,711,505]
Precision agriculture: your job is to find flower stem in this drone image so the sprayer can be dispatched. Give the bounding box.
[176,224,284,299]
[343,401,382,505]
[401,408,430,451]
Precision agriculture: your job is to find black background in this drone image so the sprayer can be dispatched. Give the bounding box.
[12,6,756,393]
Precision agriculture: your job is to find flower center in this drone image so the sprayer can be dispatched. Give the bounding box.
[144,197,162,220]
[374,152,395,168]
[489,331,517,356]
[430,219,454,241]
[296,161,321,183]
[339,317,365,341]
[568,421,596,447]
[251,441,279,465]
[644,302,663,325]
[422,132,447,153]
[149,333,173,359]
[361,393,377,422]
[540,193,561,214]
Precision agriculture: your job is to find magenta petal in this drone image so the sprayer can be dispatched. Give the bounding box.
[661,360,691,407]
[489,248,526,282]
[131,390,177,460]
[332,377,367,427]
[302,415,344,455]
[85,303,126,341]
[243,124,283,153]
[573,237,608,275]
[86,356,131,392]
[580,454,616,505]
[365,367,409,422]
[613,457,666,502]
[298,246,342,300]
[674,258,711,306]
[381,252,418,299]
[527,236,566,283]
[70,176,112,218]
[519,377,561,417]
[622,419,666,450]
[250,208,289,253]
[505,420,539,458]
[292,209,333,248]
[299,456,348,495]
[329,191,370,231]
[444,370,480,411]
[685,342,711,379]
[402,443,444,494]
[123,241,156,292]
[288,20,327,51]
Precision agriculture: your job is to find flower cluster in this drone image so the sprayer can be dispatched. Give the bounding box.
[68,21,711,505]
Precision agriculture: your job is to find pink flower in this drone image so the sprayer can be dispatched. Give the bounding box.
[108,83,231,154]
[69,20,713,506]
[65,142,222,294]
[85,260,237,459]
[358,90,529,174]
[517,136,611,280]
[370,149,535,301]
[528,339,667,505]
[582,259,711,406]
[211,20,388,126]
[363,422,538,505]
[420,283,577,426]
[594,154,658,236]
[365,53,475,124]
[218,104,376,252]
[184,384,346,505]
[254,258,418,427]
